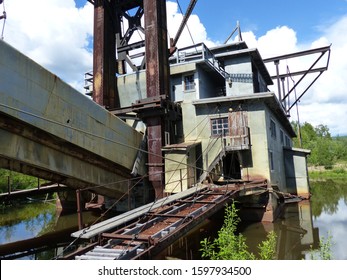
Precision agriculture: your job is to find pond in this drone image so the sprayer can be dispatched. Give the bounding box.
[0,196,103,260]
[156,178,347,260]
[0,178,346,260]
[306,179,347,259]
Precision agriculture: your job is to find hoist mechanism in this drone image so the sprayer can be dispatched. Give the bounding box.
[88,0,197,199]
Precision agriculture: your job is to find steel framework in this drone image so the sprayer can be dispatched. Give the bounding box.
[263,45,331,114]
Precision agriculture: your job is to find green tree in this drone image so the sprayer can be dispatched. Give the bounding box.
[292,121,317,149]
[333,136,347,161]
[315,124,331,139]
[292,121,340,168]
[0,169,44,193]
[310,137,335,168]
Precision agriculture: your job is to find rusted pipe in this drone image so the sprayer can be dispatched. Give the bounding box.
[76,189,83,230]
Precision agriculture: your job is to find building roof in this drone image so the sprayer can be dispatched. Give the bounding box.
[212,43,273,86]
[210,41,249,53]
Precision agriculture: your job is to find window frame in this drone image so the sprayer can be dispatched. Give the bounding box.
[269,150,275,171]
[183,74,195,91]
[270,119,277,140]
[211,117,230,137]
[280,129,284,145]
[285,135,291,147]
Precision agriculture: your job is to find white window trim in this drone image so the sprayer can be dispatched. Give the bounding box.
[183,74,196,92]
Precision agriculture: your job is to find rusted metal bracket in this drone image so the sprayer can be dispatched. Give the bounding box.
[176,199,218,204]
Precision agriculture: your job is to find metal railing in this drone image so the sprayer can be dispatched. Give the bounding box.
[84,70,93,96]
[171,43,228,78]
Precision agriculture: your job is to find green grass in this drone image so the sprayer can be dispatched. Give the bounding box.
[309,166,347,180]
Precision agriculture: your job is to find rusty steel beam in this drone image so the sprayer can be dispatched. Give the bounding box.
[143,0,170,198]
[172,0,198,48]
[91,0,179,199]
[144,0,170,100]
[93,0,119,108]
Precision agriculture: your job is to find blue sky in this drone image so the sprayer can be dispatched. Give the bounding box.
[2,0,347,135]
[191,0,347,43]
[73,1,347,43]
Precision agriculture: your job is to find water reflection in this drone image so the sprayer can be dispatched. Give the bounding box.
[310,179,347,259]
[157,179,347,260]
[0,199,102,259]
[240,179,347,260]
[1,179,347,260]
[241,201,319,259]
[0,200,56,245]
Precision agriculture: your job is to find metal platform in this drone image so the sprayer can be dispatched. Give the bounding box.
[65,180,273,260]
[64,183,264,260]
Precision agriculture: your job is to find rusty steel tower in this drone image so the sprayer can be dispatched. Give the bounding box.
[90,0,182,198]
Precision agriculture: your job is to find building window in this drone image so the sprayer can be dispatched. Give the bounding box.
[280,129,284,144]
[285,135,291,147]
[269,150,274,171]
[184,74,195,91]
[211,117,229,137]
[270,119,276,139]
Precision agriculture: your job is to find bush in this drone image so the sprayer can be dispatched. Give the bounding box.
[200,202,277,260]
[333,168,346,174]
[308,233,334,260]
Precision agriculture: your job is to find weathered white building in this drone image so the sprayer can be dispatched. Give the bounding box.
[116,41,310,203]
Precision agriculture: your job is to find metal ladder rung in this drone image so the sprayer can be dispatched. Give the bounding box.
[76,255,117,260]
[93,246,124,254]
[85,251,121,258]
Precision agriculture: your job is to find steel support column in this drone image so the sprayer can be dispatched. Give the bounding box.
[93,0,119,109]
[143,0,170,198]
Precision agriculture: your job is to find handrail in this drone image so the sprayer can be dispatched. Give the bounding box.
[172,43,228,78]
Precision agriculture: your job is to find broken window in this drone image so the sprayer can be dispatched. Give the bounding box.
[211,117,229,137]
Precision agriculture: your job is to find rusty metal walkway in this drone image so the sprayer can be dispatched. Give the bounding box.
[63,181,269,260]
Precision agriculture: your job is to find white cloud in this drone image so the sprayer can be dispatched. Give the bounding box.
[298,16,347,136]
[237,19,347,136]
[2,0,211,91]
[166,1,215,48]
[3,0,93,92]
[2,0,346,135]
[244,26,299,57]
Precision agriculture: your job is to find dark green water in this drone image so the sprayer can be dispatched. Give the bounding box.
[0,197,102,260]
[1,179,346,260]
[157,179,347,260]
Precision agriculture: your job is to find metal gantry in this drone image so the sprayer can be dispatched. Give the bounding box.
[263,45,331,115]
[89,0,198,198]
